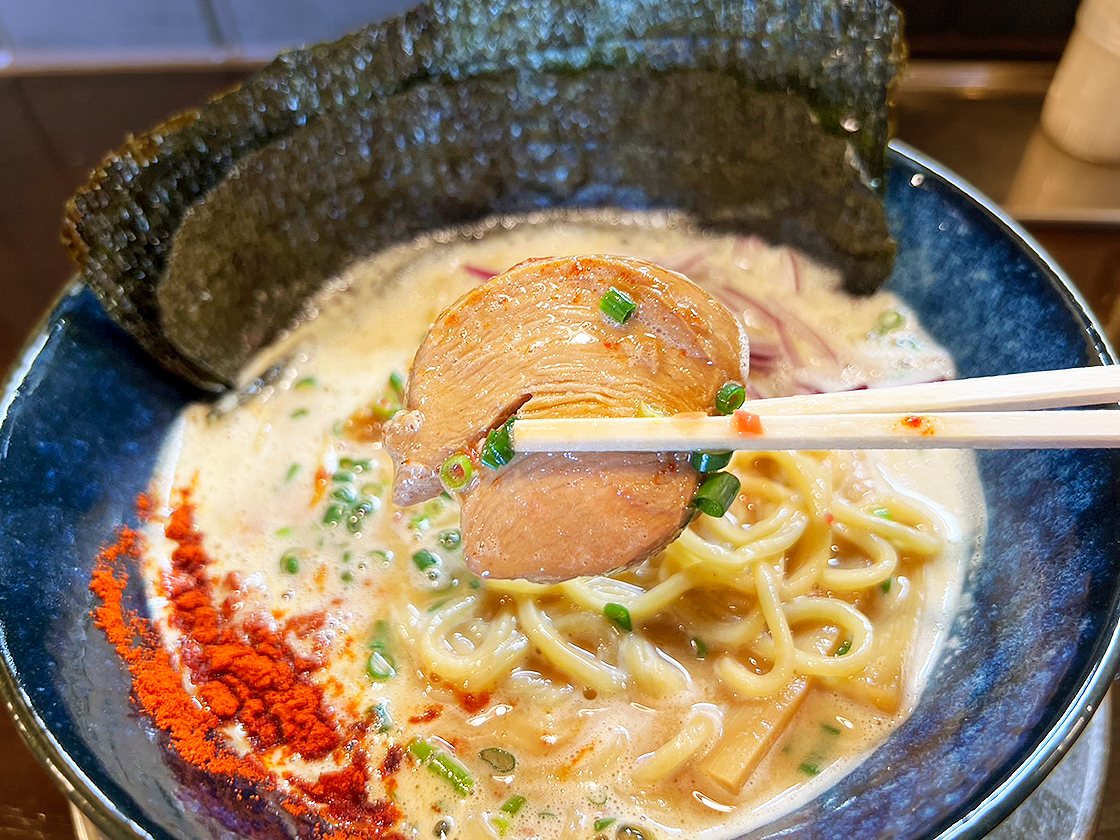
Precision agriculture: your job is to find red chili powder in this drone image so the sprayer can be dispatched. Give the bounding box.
[90,494,401,838]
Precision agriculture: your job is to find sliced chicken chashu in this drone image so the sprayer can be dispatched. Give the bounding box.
[384,255,747,581]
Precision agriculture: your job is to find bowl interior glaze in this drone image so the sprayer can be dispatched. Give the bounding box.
[0,145,1118,840]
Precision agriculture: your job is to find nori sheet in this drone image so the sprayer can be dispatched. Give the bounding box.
[63,0,904,391]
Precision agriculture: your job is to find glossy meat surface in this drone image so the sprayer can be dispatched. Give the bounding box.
[384,254,747,579]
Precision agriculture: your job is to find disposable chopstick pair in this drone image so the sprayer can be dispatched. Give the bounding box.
[511,367,1120,452]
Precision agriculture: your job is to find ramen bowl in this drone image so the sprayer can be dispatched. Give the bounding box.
[0,140,1117,839]
[2,0,1120,831]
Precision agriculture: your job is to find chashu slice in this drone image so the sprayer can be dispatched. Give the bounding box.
[384,254,747,581]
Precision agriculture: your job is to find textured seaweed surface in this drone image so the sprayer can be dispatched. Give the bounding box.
[64,0,902,389]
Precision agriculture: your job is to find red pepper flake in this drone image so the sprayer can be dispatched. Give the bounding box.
[733,410,764,436]
[135,492,154,521]
[312,467,331,505]
[408,706,443,724]
[824,512,835,525]
[900,414,936,435]
[380,745,404,778]
[455,690,491,713]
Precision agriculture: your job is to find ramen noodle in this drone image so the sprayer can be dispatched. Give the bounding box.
[138,210,983,839]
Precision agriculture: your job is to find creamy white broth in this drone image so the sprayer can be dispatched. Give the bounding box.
[141,210,983,839]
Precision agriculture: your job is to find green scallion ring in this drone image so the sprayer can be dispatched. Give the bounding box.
[715,381,747,415]
[366,650,396,681]
[280,550,301,574]
[689,450,733,473]
[479,747,517,773]
[479,417,516,470]
[604,602,633,632]
[599,286,637,325]
[690,472,741,517]
[389,370,406,397]
[440,453,474,491]
[412,549,441,571]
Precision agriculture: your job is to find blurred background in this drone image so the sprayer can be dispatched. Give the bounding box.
[0,0,1087,66]
[1,1,1118,838]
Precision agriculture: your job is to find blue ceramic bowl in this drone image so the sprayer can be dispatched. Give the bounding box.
[0,143,1118,839]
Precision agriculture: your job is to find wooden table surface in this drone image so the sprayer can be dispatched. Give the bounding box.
[0,66,1118,839]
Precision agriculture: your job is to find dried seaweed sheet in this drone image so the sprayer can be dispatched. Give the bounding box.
[64,0,903,390]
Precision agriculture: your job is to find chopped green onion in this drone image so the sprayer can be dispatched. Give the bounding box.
[715,381,746,414]
[333,470,355,484]
[275,526,295,538]
[331,485,358,503]
[366,650,396,681]
[836,638,852,656]
[872,507,892,519]
[440,454,474,491]
[280,550,301,574]
[348,501,375,534]
[880,577,892,594]
[368,400,399,422]
[438,529,462,550]
[595,817,618,831]
[599,286,637,324]
[538,811,558,819]
[340,570,354,583]
[389,370,406,398]
[366,621,396,681]
[690,637,708,659]
[637,401,667,418]
[284,463,300,482]
[295,376,318,389]
[798,762,821,777]
[368,701,392,733]
[290,408,310,419]
[491,795,525,834]
[689,450,733,474]
[491,814,512,836]
[480,417,516,470]
[409,513,430,531]
[822,722,842,736]
[874,309,904,335]
[479,747,516,773]
[409,740,474,796]
[604,603,632,632]
[413,550,441,571]
[690,472,741,517]
[372,548,393,564]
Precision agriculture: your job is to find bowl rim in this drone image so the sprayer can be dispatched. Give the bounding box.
[890,140,1120,839]
[0,141,1117,840]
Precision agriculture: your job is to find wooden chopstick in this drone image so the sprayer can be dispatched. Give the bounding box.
[746,367,1120,415]
[513,410,1120,452]
[511,367,1120,452]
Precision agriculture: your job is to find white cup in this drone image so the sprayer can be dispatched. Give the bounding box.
[1042,0,1120,163]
